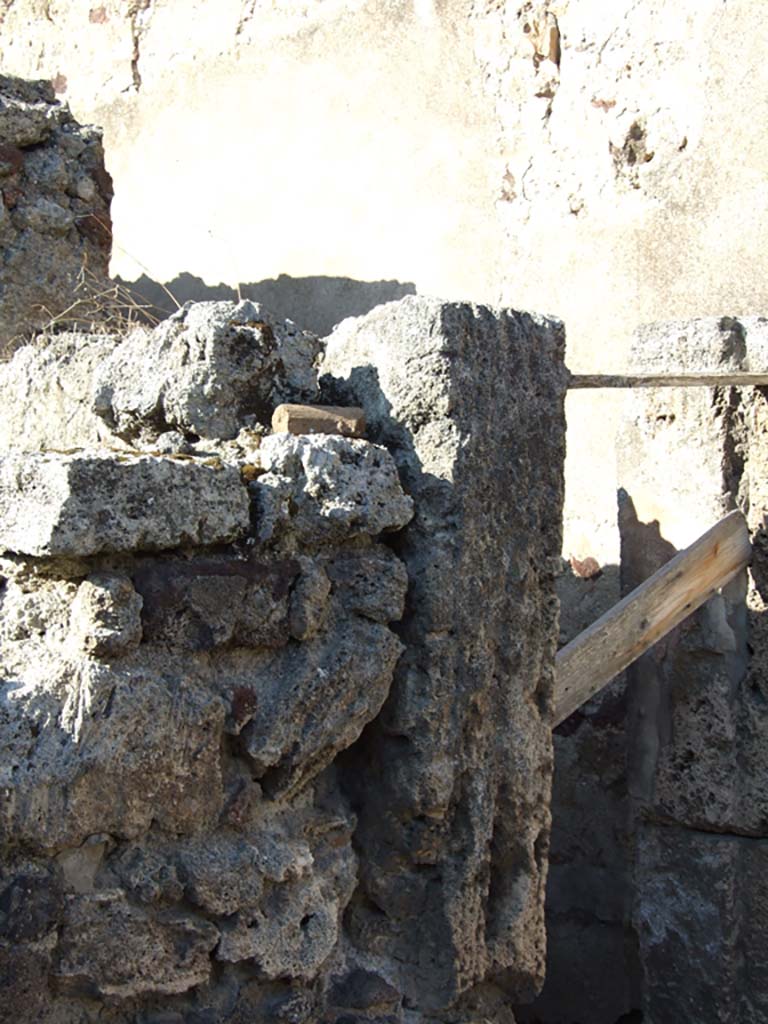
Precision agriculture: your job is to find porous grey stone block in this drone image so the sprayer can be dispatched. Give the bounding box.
[0,451,250,556]
[0,662,226,850]
[253,433,414,544]
[69,572,143,657]
[322,294,568,1012]
[92,299,321,442]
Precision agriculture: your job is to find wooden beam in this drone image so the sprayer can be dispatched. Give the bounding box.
[553,510,752,727]
[568,373,768,389]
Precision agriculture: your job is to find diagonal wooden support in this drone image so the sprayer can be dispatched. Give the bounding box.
[554,510,752,727]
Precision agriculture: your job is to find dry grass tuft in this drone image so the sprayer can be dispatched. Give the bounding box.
[2,260,181,360]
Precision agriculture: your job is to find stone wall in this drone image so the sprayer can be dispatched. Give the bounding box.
[0,75,112,351]
[616,317,768,1023]
[0,295,567,1023]
[524,318,768,1024]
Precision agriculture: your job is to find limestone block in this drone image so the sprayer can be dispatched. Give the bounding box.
[322,295,567,1011]
[54,892,219,997]
[92,300,322,442]
[0,662,226,849]
[0,451,250,556]
[0,76,112,352]
[69,572,143,657]
[253,433,414,545]
[271,402,366,437]
[56,834,112,894]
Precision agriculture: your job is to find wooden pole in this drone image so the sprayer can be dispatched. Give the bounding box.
[553,510,752,727]
[568,373,768,389]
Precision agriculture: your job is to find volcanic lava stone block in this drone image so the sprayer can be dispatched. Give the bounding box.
[322,294,568,1013]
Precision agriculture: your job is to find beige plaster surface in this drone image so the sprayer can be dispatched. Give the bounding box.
[2,0,768,561]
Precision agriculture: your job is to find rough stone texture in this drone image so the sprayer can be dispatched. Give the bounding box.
[69,572,143,657]
[0,451,251,556]
[55,892,220,998]
[0,75,112,352]
[0,298,566,1023]
[633,827,768,1024]
[323,294,567,1014]
[0,300,321,452]
[93,300,322,442]
[0,332,121,452]
[615,318,768,1023]
[254,433,414,545]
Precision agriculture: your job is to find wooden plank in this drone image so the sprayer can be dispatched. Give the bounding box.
[553,510,752,727]
[568,373,768,389]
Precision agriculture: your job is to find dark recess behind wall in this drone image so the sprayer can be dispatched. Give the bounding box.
[117,271,417,337]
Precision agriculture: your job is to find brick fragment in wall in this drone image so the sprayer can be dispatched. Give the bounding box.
[0,75,112,352]
[272,402,366,437]
[322,293,567,1012]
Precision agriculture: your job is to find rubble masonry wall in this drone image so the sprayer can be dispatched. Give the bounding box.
[0,295,567,1024]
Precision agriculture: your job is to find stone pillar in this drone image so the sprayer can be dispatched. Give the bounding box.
[323,295,568,1017]
[617,316,768,1023]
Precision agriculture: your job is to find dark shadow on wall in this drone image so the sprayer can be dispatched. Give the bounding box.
[515,555,643,1024]
[115,272,417,337]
